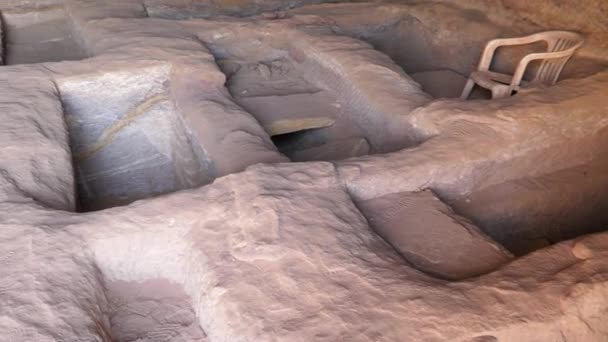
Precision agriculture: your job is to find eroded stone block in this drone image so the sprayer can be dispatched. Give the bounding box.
[58,64,215,211]
[356,189,513,280]
[1,5,86,65]
[0,77,75,210]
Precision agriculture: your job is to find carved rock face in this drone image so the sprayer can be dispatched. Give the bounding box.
[356,190,513,280]
[1,1,608,341]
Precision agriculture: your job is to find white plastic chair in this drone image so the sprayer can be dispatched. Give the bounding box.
[461,31,584,99]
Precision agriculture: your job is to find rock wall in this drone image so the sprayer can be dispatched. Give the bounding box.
[1,0,605,53]
[1,1,608,341]
[408,0,608,57]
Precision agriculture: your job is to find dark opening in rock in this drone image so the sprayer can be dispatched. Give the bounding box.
[271,128,369,162]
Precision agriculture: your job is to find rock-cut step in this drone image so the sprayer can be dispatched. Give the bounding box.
[356,189,514,280]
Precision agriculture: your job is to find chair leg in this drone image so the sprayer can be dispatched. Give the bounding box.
[460,78,475,100]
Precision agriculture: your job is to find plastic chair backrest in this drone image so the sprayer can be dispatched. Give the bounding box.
[533,31,584,85]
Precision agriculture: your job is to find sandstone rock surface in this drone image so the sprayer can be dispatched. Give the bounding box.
[1,1,608,341]
[0,13,3,65]
[356,190,513,280]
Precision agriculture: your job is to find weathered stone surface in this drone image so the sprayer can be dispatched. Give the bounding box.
[292,2,608,81]
[59,64,216,210]
[105,279,207,341]
[0,224,109,341]
[428,0,608,59]
[0,76,75,210]
[0,12,3,66]
[0,4,86,65]
[356,190,513,280]
[290,137,370,162]
[4,161,608,341]
[1,1,608,341]
[196,21,432,153]
[144,0,332,19]
[448,154,608,255]
[410,70,468,99]
[338,70,608,202]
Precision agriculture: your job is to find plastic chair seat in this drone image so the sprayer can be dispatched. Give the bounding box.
[470,70,516,88]
[470,71,531,97]
[461,31,584,100]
